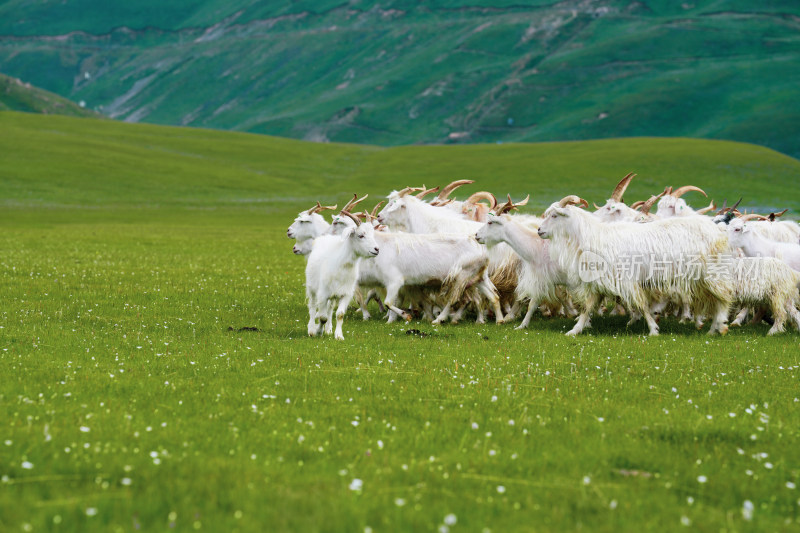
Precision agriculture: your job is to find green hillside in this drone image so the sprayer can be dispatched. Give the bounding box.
[1,111,799,216]
[0,73,100,117]
[0,1,798,156]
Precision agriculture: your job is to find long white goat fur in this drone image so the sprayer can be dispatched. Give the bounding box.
[540,206,734,335]
[357,231,503,323]
[729,256,800,335]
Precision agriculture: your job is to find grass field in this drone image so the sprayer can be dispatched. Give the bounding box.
[2,112,800,531]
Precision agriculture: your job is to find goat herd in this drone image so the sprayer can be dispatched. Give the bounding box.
[287,175,800,340]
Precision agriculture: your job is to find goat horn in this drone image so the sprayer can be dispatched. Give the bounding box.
[307,202,337,214]
[415,185,440,199]
[340,194,358,213]
[437,179,474,200]
[593,203,602,210]
[671,185,707,198]
[497,195,514,215]
[640,189,667,215]
[611,172,636,202]
[696,200,716,215]
[769,208,789,220]
[498,194,530,215]
[349,194,369,210]
[739,213,767,222]
[630,200,645,210]
[340,210,361,227]
[558,195,588,208]
[716,198,728,215]
[396,187,424,198]
[465,191,497,208]
[370,201,385,217]
[491,196,511,215]
[514,194,529,207]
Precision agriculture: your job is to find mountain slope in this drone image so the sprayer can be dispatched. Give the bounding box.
[2,111,798,216]
[1,1,798,156]
[0,73,101,117]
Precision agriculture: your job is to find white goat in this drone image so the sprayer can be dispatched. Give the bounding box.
[378,188,514,321]
[476,197,572,329]
[714,202,800,244]
[357,230,504,324]
[655,185,708,218]
[378,188,481,234]
[538,196,733,336]
[592,172,641,223]
[727,217,800,271]
[727,256,800,335]
[305,212,380,340]
[287,202,336,242]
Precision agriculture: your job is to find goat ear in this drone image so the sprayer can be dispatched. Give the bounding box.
[342,227,355,239]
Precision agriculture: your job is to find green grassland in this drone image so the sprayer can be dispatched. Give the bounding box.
[1,1,799,157]
[2,111,800,531]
